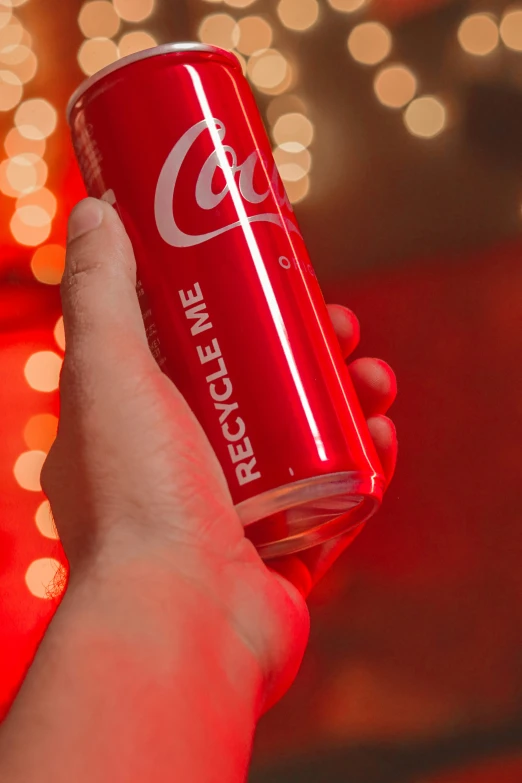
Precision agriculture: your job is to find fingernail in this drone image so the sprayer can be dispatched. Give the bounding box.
[68,199,103,242]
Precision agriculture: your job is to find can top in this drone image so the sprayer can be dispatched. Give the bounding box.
[67,42,241,124]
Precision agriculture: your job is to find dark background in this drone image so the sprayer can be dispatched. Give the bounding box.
[1,1,522,781]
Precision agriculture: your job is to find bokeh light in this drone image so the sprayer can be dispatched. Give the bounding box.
[458,13,499,56]
[198,14,239,49]
[236,16,273,55]
[78,37,119,76]
[5,154,38,193]
[223,0,257,7]
[500,9,522,52]
[274,145,312,176]
[13,450,46,491]
[15,99,58,139]
[23,414,58,452]
[348,22,392,65]
[0,18,24,49]
[10,209,52,245]
[4,126,46,157]
[284,174,310,204]
[404,95,446,138]
[113,0,155,23]
[17,187,57,220]
[267,93,307,125]
[35,500,59,541]
[374,64,417,108]
[24,351,62,392]
[0,2,12,30]
[30,244,66,285]
[327,0,367,11]
[247,48,291,94]
[54,316,66,351]
[25,558,65,600]
[273,112,314,149]
[78,0,121,39]
[277,0,319,32]
[0,69,22,111]
[118,30,157,57]
[8,48,38,84]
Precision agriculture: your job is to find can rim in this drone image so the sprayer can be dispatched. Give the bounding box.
[67,42,239,124]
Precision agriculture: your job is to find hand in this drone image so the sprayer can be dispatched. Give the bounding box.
[42,198,397,713]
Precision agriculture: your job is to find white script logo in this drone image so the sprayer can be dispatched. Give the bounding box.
[154,118,299,248]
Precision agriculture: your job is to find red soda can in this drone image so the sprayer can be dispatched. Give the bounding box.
[67,43,385,558]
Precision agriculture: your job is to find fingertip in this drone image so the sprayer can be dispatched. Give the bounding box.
[367,414,398,485]
[327,304,360,358]
[349,357,397,416]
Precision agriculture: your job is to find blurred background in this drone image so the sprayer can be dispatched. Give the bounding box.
[1,0,522,780]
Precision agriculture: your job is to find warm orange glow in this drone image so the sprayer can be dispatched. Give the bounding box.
[113,0,155,23]
[9,48,37,84]
[374,64,417,108]
[17,187,57,219]
[277,0,319,31]
[267,93,307,125]
[0,3,12,30]
[24,351,62,392]
[285,174,310,204]
[54,315,66,351]
[198,13,240,50]
[247,48,291,93]
[10,210,52,245]
[273,112,314,149]
[348,22,392,65]
[78,37,119,76]
[274,145,312,177]
[328,0,367,10]
[4,126,46,157]
[500,9,522,51]
[236,16,273,55]
[0,69,22,111]
[15,99,58,139]
[35,501,59,541]
[118,30,158,57]
[13,450,46,491]
[23,413,58,452]
[404,95,447,138]
[0,18,24,49]
[458,13,499,56]
[78,0,121,39]
[5,153,37,193]
[25,558,65,600]
[223,0,257,7]
[31,244,66,284]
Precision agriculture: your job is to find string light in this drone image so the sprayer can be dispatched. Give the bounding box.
[458,13,499,56]
[10,210,52,245]
[348,22,392,65]
[273,112,314,149]
[500,8,522,52]
[277,0,320,32]
[54,315,66,351]
[24,351,62,392]
[198,13,239,49]
[118,30,157,57]
[25,558,65,600]
[23,413,58,452]
[78,37,119,75]
[404,95,446,138]
[327,0,367,11]
[247,48,291,93]
[223,0,257,8]
[13,450,46,491]
[15,98,57,139]
[374,64,417,108]
[284,174,310,203]
[30,244,66,284]
[4,126,45,157]
[35,500,59,541]
[0,69,22,110]
[267,93,307,125]
[236,16,273,55]
[16,187,57,219]
[78,0,121,38]
[113,0,155,23]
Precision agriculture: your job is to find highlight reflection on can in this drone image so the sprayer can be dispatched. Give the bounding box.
[68,43,385,558]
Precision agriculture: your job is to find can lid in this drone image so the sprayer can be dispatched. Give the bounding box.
[67,42,240,124]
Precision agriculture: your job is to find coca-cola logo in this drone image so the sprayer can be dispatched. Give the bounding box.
[154,118,299,248]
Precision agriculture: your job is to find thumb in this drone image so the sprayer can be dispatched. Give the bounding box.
[62,197,150,376]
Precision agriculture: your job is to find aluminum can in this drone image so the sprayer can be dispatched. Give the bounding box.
[68,43,384,558]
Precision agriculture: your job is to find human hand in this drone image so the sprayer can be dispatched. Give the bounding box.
[42,198,397,713]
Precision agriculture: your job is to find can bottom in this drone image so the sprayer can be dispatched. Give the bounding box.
[235,471,382,559]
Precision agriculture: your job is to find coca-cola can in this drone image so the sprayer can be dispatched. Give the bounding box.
[67,43,385,559]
